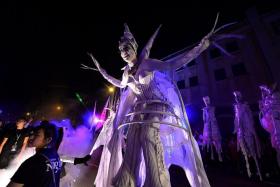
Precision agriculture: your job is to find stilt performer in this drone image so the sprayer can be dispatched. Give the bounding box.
[83,14,240,187]
[233,91,262,181]
[202,96,223,162]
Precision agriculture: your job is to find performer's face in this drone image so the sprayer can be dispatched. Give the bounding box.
[119,44,136,64]
[203,98,210,106]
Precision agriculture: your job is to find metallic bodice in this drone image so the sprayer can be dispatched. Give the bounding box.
[120,72,181,130]
[134,71,165,102]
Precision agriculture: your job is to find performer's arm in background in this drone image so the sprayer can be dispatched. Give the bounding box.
[17,137,29,161]
[0,137,8,154]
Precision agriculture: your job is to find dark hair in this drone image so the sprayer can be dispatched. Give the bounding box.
[16,116,27,122]
[40,120,50,126]
[35,121,64,150]
[55,127,64,150]
[37,123,59,148]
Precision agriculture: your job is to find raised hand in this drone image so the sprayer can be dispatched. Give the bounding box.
[74,155,91,166]
[82,53,124,88]
[80,53,102,72]
[88,53,102,71]
[202,13,244,57]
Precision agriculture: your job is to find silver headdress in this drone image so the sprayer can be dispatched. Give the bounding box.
[119,23,138,53]
[259,85,271,93]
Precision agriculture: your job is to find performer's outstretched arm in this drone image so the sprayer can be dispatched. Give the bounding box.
[146,34,210,72]
[98,67,126,88]
[155,14,241,71]
[169,36,210,70]
[87,53,127,88]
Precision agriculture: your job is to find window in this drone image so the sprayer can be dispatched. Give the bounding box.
[209,48,221,59]
[271,19,280,35]
[189,76,199,87]
[232,63,247,76]
[177,80,185,89]
[187,60,196,67]
[225,41,239,52]
[214,68,227,81]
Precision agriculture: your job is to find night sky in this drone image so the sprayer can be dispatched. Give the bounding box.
[0,1,278,116]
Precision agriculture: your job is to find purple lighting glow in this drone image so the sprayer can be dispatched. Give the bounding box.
[82,111,104,130]
[94,117,103,123]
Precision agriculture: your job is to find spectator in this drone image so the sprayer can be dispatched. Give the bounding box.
[0,117,29,168]
[8,122,62,187]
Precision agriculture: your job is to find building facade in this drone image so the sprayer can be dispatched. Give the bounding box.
[173,7,280,135]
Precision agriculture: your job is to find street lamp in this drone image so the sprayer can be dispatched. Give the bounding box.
[56,106,62,111]
[108,87,115,93]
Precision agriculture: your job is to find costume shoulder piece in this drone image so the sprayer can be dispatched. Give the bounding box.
[138,25,162,62]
